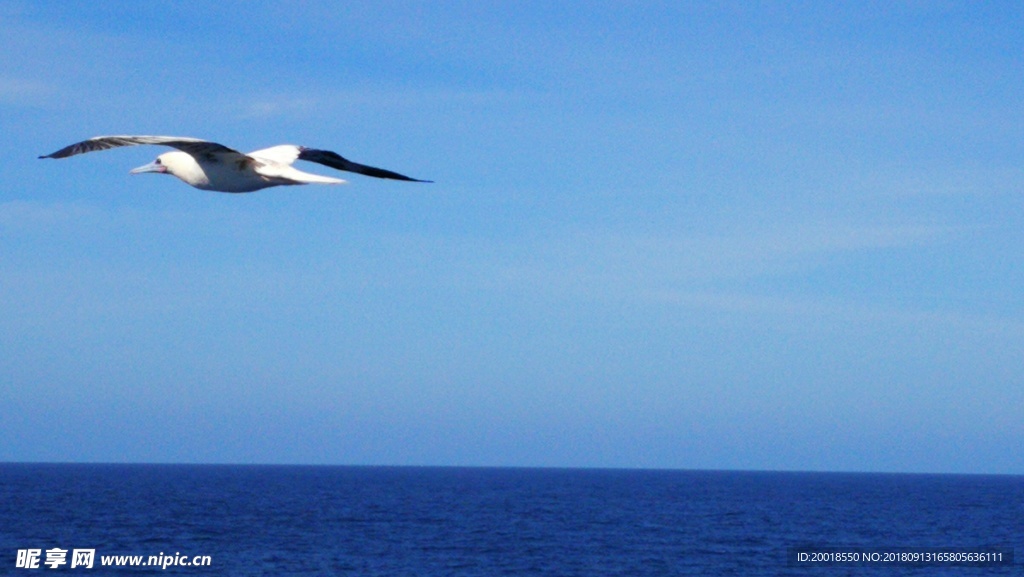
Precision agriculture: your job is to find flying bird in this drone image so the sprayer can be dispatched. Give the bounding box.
[40,135,431,193]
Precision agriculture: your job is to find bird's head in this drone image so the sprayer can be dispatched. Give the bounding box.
[130,151,206,186]
[129,151,178,176]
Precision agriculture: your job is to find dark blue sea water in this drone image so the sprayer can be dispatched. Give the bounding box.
[1,465,1020,575]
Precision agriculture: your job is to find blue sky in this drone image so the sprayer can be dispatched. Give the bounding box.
[1,1,1022,473]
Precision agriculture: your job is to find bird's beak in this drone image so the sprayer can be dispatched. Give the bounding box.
[129,161,166,175]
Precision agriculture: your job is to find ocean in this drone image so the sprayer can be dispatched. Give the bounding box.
[1,464,1020,575]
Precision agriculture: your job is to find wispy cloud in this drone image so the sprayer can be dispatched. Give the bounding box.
[0,199,259,239]
[0,200,107,232]
[451,218,1023,339]
[856,166,1024,198]
[491,220,955,296]
[0,76,49,103]
[645,288,1024,339]
[233,86,546,120]
[237,97,322,120]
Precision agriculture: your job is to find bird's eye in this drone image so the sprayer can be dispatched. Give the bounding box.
[155,158,162,165]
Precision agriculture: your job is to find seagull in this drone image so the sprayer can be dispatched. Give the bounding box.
[40,135,431,193]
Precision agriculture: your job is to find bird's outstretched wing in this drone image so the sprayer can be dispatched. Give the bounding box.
[39,136,244,160]
[298,148,432,182]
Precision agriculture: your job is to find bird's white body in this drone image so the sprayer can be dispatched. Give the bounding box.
[150,148,344,193]
[40,135,430,193]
